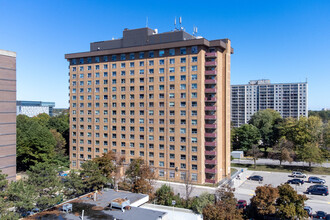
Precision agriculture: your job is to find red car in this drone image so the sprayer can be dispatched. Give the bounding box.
[236,200,247,209]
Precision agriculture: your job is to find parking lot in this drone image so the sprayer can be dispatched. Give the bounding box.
[235,170,330,213]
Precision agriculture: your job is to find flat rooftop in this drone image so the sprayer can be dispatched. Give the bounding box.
[26,189,167,220]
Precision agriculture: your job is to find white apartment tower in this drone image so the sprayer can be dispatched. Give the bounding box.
[231,79,308,127]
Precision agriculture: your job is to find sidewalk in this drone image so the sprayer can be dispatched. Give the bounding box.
[232,158,330,168]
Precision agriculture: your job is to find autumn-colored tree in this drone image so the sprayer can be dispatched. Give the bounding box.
[276,184,308,219]
[247,145,263,169]
[202,185,243,220]
[249,185,279,217]
[268,137,295,165]
[125,158,155,195]
[93,151,125,189]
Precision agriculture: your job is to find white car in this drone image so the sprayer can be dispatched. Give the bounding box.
[292,171,307,178]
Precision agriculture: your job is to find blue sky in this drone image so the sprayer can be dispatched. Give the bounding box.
[0,0,329,109]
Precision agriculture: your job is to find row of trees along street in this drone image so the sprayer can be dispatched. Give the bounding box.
[232,109,330,168]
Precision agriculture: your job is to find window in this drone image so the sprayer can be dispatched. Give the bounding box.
[192,66,197,71]
[159,59,164,65]
[169,67,175,73]
[180,66,186,72]
[180,57,186,63]
[180,47,186,55]
[169,49,175,56]
[192,137,197,143]
[130,62,134,67]
[120,54,126,60]
[192,56,197,62]
[192,146,197,152]
[180,75,186,81]
[130,53,135,59]
[148,51,154,58]
[149,60,154,66]
[191,74,197,80]
[191,92,197,98]
[191,173,198,181]
[192,120,197,125]
[159,68,164,74]
[139,52,144,58]
[180,84,186,90]
[159,50,164,56]
[191,46,198,54]
[111,55,117,61]
[169,93,175,99]
[169,76,175,81]
[169,58,175,64]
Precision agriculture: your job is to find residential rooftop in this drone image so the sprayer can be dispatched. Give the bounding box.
[26,189,167,220]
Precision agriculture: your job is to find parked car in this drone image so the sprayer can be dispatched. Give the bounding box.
[304,206,313,217]
[291,171,306,178]
[287,178,304,185]
[325,214,330,220]
[248,175,263,181]
[236,200,247,209]
[307,186,329,196]
[308,185,328,190]
[308,176,326,184]
[315,211,327,219]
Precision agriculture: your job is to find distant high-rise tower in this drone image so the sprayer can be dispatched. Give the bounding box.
[0,49,16,181]
[65,27,233,184]
[231,79,308,127]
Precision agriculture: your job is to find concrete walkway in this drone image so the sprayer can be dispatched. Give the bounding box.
[232,158,330,168]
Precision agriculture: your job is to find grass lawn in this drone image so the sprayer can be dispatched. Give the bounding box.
[231,163,330,175]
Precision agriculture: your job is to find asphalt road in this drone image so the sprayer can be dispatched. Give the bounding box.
[232,158,330,168]
[154,170,330,214]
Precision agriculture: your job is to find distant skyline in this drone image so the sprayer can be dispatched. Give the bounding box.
[0,0,329,109]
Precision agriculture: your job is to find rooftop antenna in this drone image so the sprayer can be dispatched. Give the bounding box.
[174,17,177,30]
[179,16,182,30]
[193,26,198,36]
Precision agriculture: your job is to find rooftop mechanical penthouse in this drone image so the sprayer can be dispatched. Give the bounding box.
[65,27,233,184]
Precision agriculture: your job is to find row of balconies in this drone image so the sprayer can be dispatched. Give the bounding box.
[205,53,217,185]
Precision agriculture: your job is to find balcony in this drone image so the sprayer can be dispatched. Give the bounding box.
[205,61,217,66]
[205,70,217,75]
[205,133,216,138]
[205,97,216,102]
[205,79,217,84]
[205,150,216,156]
[205,159,217,165]
[205,141,216,146]
[205,168,216,173]
[205,52,217,58]
[205,88,217,93]
[205,106,216,111]
[205,124,217,129]
[205,179,216,184]
[205,115,216,120]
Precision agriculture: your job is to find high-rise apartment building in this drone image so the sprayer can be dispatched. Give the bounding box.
[231,79,308,127]
[65,27,233,184]
[0,49,16,181]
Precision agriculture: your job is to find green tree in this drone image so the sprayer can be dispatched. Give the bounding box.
[249,109,282,153]
[249,185,279,217]
[276,184,308,219]
[32,113,51,128]
[80,160,107,192]
[191,192,215,214]
[27,163,63,210]
[297,142,324,169]
[155,185,175,206]
[232,124,261,152]
[309,110,330,123]
[0,170,8,191]
[5,179,37,216]
[17,115,56,171]
[64,171,86,199]
[268,137,294,165]
[48,113,70,154]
